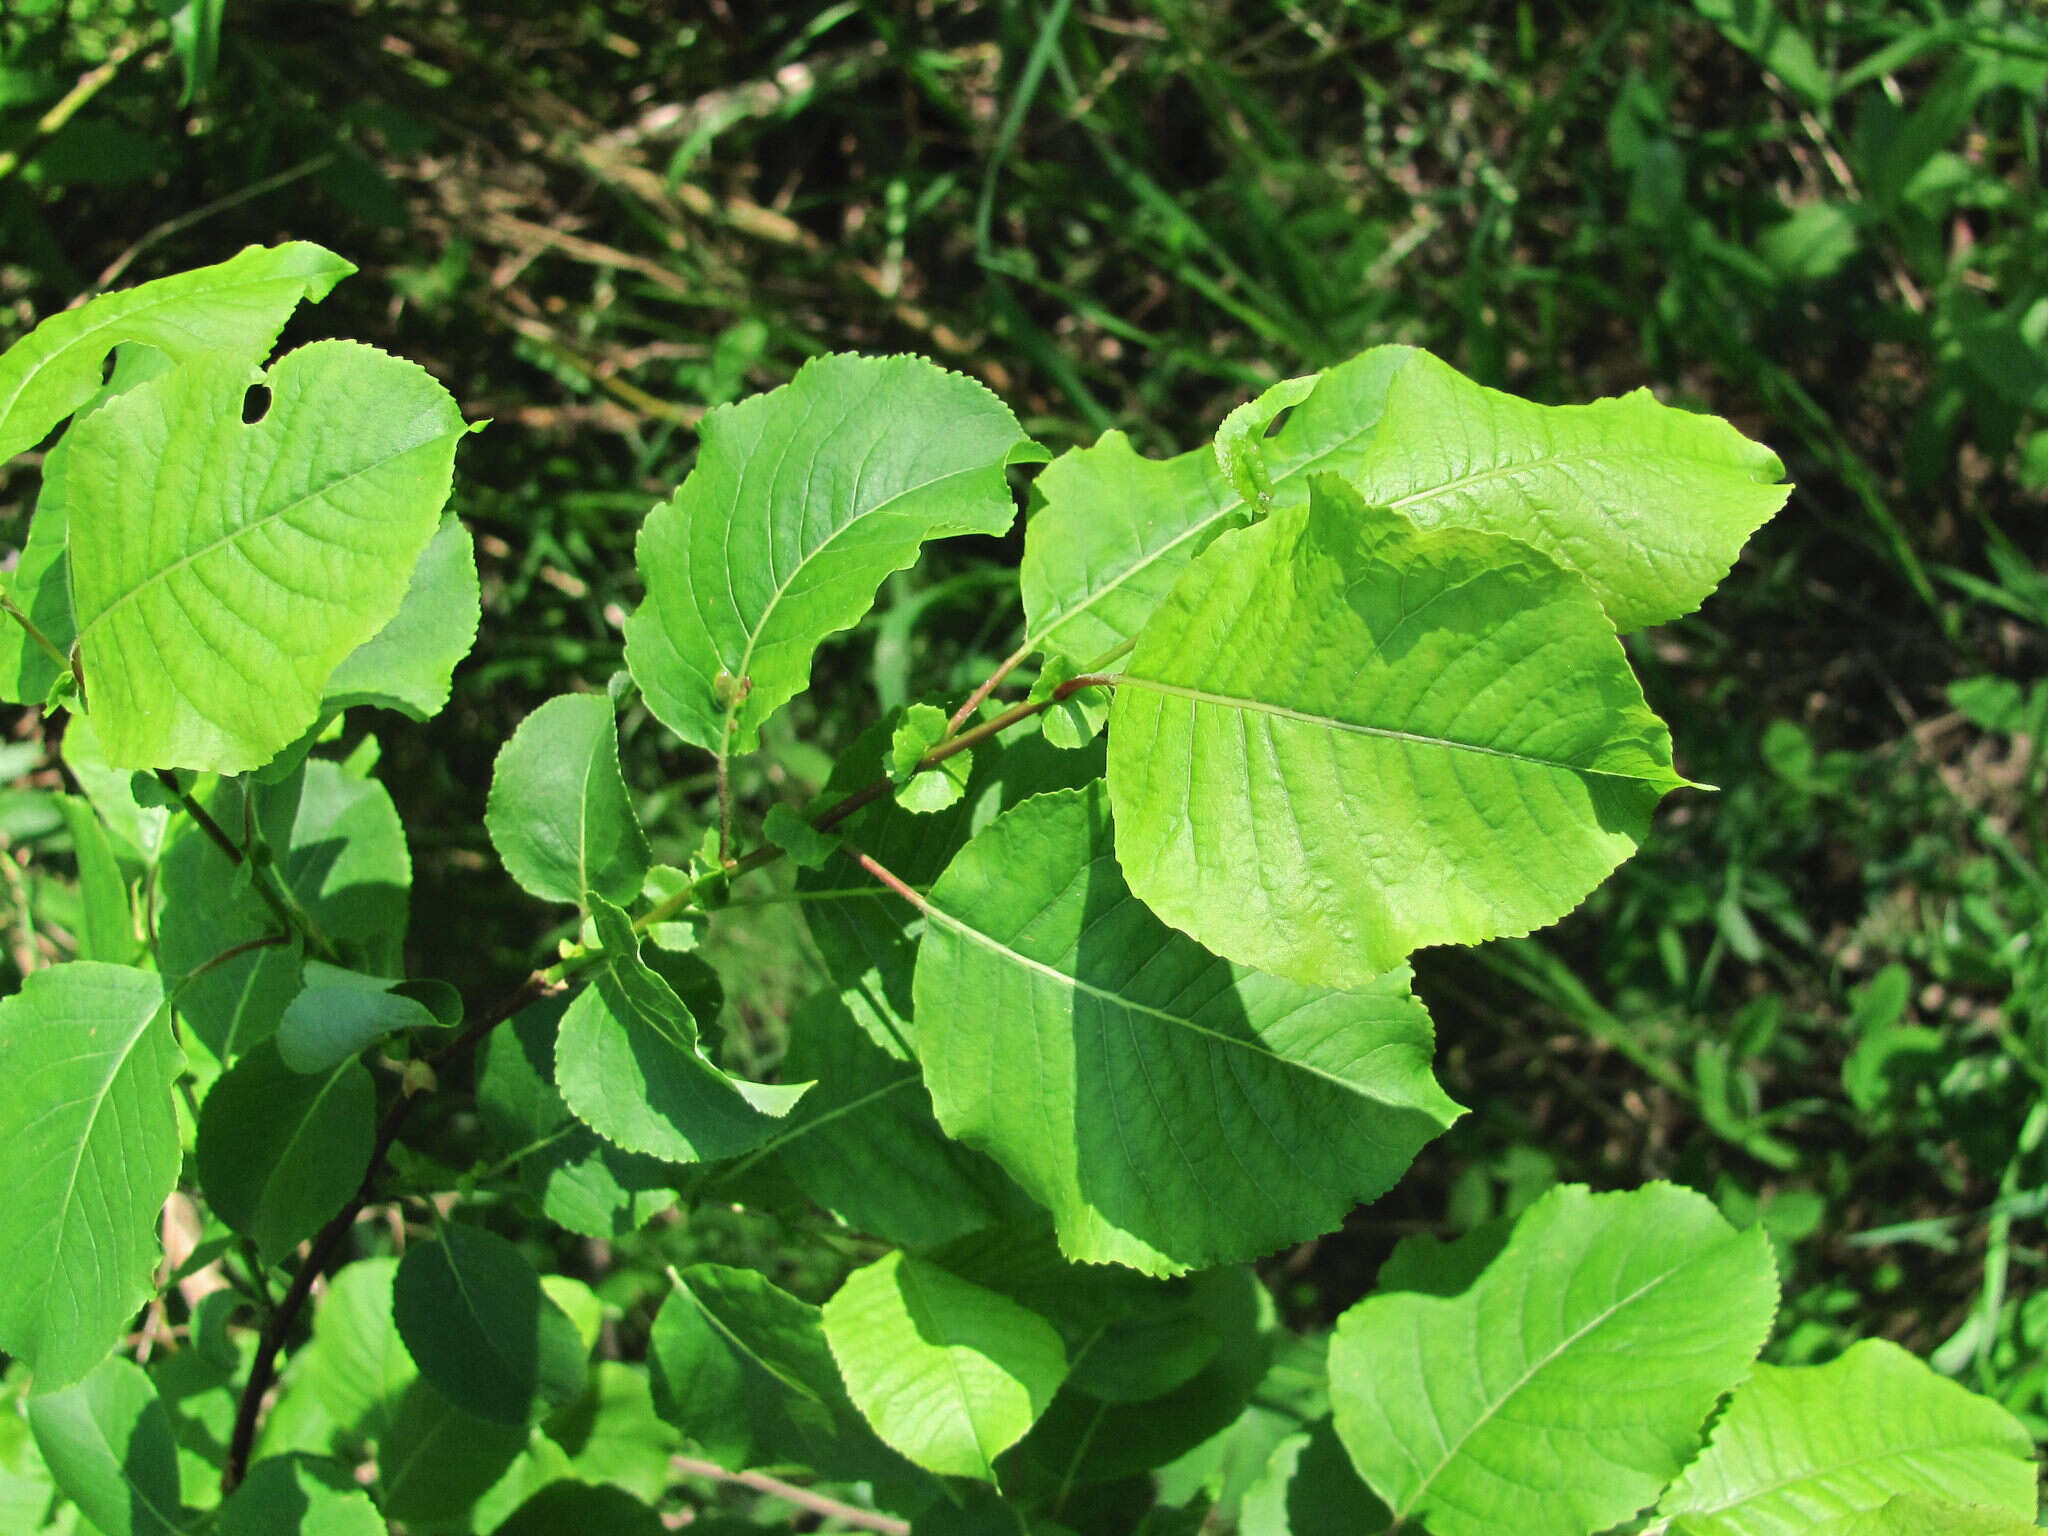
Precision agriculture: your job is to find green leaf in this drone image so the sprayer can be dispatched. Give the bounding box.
[0,241,353,462]
[160,760,411,1062]
[1021,346,1786,659]
[216,1455,383,1536]
[25,1357,184,1536]
[542,1362,679,1505]
[486,693,649,907]
[57,795,138,962]
[1215,374,1320,512]
[824,1251,1068,1481]
[392,1223,590,1427]
[1335,348,1790,631]
[374,1378,528,1523]
[763,803,839,870]
[59,709,170,868]
[554,894,807,1163]
[648,1263,913,1485]
[1656,1339,2038,1534]
[322,512,480,718]
[478,996,679,1239]
[494,1480,667,1536]
[65,340,471,772]
[888,703,951,784]
[1032,657,1110,750]
[916,784,1459,1274]
[0,963,178,1389]
[1808,1495,2042,1536]
[625,353,1041,756]
[773,984,1025,1249]
[1109,478,1684,988]
[296,1258,416,1441]
[1327,1182,1778,1536]
[275,962,448,1074]
[1240,1419,1391,1536]
[798,719,1104,1017]
[1022,348,1413,662]
[196,1040,374,1262]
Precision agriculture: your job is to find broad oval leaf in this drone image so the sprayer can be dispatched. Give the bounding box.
[1341,348,1790,631]
[66,339,471,772]
[297,1258,416,1441]
[275,962,449,1074]
[1108,476,1685,988]
[485,692,650,907]
[625,353,1042,755]
[915,784,1461,1275]
[554,895,807,1163]
[217,1455,384,1536]
[375,1379,528,1523]
[0,240,353,461]
[1022,348,1413,664]
[824,1251,1068,1482]
[24,1357,184,1536]
[772,984,1027,1250]
[477,996,679,1239]
[322,511,480,719]
[393,1223,590,1428]
[160,760,411,1063]
[1656,1339,2038,1535]
[0,963,178,1389]
[648,1263,914,1487]
[1327,1182,1778,1536]
[196,1039,375,1262]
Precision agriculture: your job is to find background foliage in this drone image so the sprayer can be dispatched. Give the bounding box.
[2,0,2044,1525]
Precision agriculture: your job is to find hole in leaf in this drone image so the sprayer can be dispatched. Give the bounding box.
[242,385,272,425]
[100,351,119,386]
[1263,406,1294,438]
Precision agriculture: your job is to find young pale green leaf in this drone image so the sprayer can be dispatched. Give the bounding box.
[1109,477,1685,988]
[57,795,138,963]
[393,1223,590,1428]
[486,692,650,906]
[216,1455,384,1536]
[478,996,679,1238]
[555,896,807,1162]
[0,963,178,1390]
[1328,1182,1778,1536]
[1032,656,1110,750]
[0,241,353,461]
[375,1378,528,1524]
[773,984,1026,1249]
[24,1357,185,1536]
[648,1263,914,1486]
[1214,373,1320,512]
[824,1251,1068,1482]
[889,703,971,812]
[59,709,171,868]
[275,962,449,1074]
[197,1040,374,1262]
[916,785,1460,1275]
[1655,1339,2038,1535]
[1022,348,1413,663]
[160,760,411,1062]
[322,512,480,718]
[296,1259,416,1441]
[624,353,1042,756]
[1339,347,1790,631]
[66,339,471,772]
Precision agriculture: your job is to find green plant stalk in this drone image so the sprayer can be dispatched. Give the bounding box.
[155,771,341,966]
[0,32,147,185]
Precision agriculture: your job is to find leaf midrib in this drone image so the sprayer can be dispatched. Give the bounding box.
[74,424,457,641]
[1119,676,1672,784]
[924,895,1375,1097]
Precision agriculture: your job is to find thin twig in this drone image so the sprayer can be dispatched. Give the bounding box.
[841,842,929,913]
[95,154,337,291]
[220,969,559,1491]
[156,771,340,964]
[947,639,1034,734]
[0,593,71,674]
[0,32,147,185]
[672,1454,909,1534]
